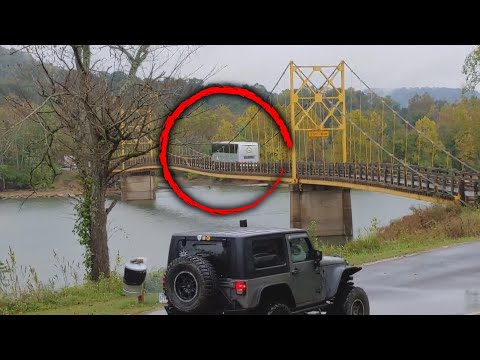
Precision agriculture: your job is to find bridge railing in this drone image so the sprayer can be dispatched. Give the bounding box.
[110,153,479,204]
[297,162,479,203]
[167,154,479,204]
[168,154,291,176]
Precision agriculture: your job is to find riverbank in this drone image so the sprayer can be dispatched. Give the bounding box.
[0,189,82,200]
[0,171,82,199]
[2,204,479,315]
[0,173,279,199]
[318,204,480,265]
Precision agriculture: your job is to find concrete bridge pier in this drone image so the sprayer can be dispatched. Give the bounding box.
[290,184,353,238]
[121,172,156,201]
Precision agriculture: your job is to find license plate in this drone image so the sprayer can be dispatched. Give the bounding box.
[158,292,168,304]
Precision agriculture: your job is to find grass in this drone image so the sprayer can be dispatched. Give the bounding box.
[0,273,165,315]
[1,253,166,315]
[311,204,480,265]
[27,293,162,315]
[326,235,479,265]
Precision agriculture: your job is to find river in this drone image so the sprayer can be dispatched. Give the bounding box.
[0,185,430,283]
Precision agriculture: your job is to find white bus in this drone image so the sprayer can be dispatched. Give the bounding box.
[211,141,259,163]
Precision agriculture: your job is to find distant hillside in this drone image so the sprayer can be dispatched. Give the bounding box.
[373,87,480,108]
[2,46,479,113]
[0,46,41,103]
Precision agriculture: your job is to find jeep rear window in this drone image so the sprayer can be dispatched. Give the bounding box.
[252,237,286,269]
[175,238,230,276]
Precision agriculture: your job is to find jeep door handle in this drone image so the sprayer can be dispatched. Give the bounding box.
[291,267,300,275]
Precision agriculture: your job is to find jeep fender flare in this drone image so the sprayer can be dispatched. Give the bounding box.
[332,266,362,297]
[342,266,362,281]
[326,266,362,299]
[252,282,296,309]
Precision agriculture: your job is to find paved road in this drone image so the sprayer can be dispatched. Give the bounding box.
[357,241,480,315]
[146,241,480,315]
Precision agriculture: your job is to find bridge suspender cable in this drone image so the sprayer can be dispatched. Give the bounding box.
[344,62,480,174]
[218,63,290,153]
[347,117,468,206]
[262,62,340,148]
[168,65,290,152]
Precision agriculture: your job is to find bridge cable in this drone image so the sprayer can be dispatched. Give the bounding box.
[381,101,384,163]
[261,63,340,152]
[172,65,290,154]
[344,61,479,174]
[404,122,408,163]
[347,117,468,206]
[218,64,290,153]
[392,113,396,164]
[262,63,342,162]
[359,86,363,163]
[369,91,373,165]
[349,78,354,163]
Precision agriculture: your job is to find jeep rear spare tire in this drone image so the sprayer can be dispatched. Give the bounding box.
[164,255,218,314]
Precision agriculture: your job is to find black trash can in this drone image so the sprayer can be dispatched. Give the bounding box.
[123,258,147,296]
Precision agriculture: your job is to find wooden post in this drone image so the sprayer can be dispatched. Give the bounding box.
[459,179,466,205]
[138,287,145,304]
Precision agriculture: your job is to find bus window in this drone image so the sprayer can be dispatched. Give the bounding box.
[211,142,259,163]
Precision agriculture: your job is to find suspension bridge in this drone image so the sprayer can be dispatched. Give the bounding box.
[112,61,480,238]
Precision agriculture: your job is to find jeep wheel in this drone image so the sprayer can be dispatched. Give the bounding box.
[264,303,291,315]
[164,255,218,315]
[164,304,184,316]
[328,286,370,315]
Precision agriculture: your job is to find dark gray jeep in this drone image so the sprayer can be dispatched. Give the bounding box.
[162,227,369,315]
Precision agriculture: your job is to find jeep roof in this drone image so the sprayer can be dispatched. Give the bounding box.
[171,227,307,238]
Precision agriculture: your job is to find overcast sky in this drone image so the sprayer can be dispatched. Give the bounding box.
[179,45,476,91]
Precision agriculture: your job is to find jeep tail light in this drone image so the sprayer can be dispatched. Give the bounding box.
[162,273,166,291]
[234,281,247,296]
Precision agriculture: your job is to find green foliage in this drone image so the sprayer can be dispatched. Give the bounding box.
[306,221,321,250]
[144,269,166,293]
[463,46,480,93]
[0,164,57,189]
[437,98,480,168]
[407,93,434,122]
[319,205,480,265]
[0,261,7,274]
[0,247,162,315]
[0,272,122,315]
[211,120,235,141]
[185,172,200,180]
[73,177,93,277]
[413,116,444,166]
[455,132,476,164]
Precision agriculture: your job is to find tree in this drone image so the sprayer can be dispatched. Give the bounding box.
[455,132,477,165]
[7,45,207,280]
[211,120,235,141]
[463,45,480,92]
[407,93,434,123]
[436,98,480,168]
[414,116,444,166]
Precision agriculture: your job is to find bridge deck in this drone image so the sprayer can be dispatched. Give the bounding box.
[112,154,480,205]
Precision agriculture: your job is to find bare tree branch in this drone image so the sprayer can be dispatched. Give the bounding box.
[4,44,219,281]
